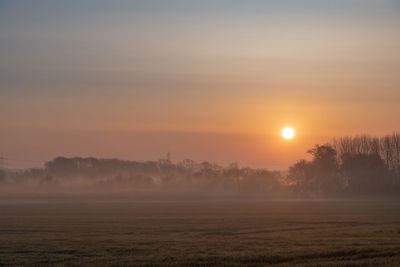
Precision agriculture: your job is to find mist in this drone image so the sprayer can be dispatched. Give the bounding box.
[2,133,400,202]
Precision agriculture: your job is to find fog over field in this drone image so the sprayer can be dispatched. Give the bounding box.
[2,0,400,265]
[2,134,400,201]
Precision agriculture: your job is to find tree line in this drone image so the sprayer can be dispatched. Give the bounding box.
[2,133,400,197]
[288,133,400,196]
[1,156,282,196]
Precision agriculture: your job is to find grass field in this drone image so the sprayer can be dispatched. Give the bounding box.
[1,199,400,266]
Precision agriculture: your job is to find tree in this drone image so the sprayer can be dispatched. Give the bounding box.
[287,159,314,194]
[288,144,342,195]
[341,153,390,194]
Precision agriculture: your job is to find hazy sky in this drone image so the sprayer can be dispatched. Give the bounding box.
[1,0,400,169]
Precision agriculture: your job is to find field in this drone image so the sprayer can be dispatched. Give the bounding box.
[1,199,400,266]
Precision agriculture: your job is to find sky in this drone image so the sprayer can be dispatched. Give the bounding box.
[1,0,400,169]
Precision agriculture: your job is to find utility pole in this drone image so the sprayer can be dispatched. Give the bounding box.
[0,154,6,169]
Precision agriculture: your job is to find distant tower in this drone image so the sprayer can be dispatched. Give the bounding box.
[166,152,171,163]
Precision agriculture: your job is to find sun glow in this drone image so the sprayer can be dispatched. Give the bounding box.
[282,127,295,140]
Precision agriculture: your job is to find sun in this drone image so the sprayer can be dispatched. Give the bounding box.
[282,127,295,140]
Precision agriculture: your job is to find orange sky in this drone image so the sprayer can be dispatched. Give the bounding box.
[1,1,400,169]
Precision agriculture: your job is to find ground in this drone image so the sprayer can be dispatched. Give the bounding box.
[1,199,400,266]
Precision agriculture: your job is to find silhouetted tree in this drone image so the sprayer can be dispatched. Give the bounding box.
[341,153,390,194]
[288,144,342,195]
[333,133,400,189]
[287,160,314,194]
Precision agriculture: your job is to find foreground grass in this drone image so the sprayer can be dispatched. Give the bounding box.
[1,200,400,266]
